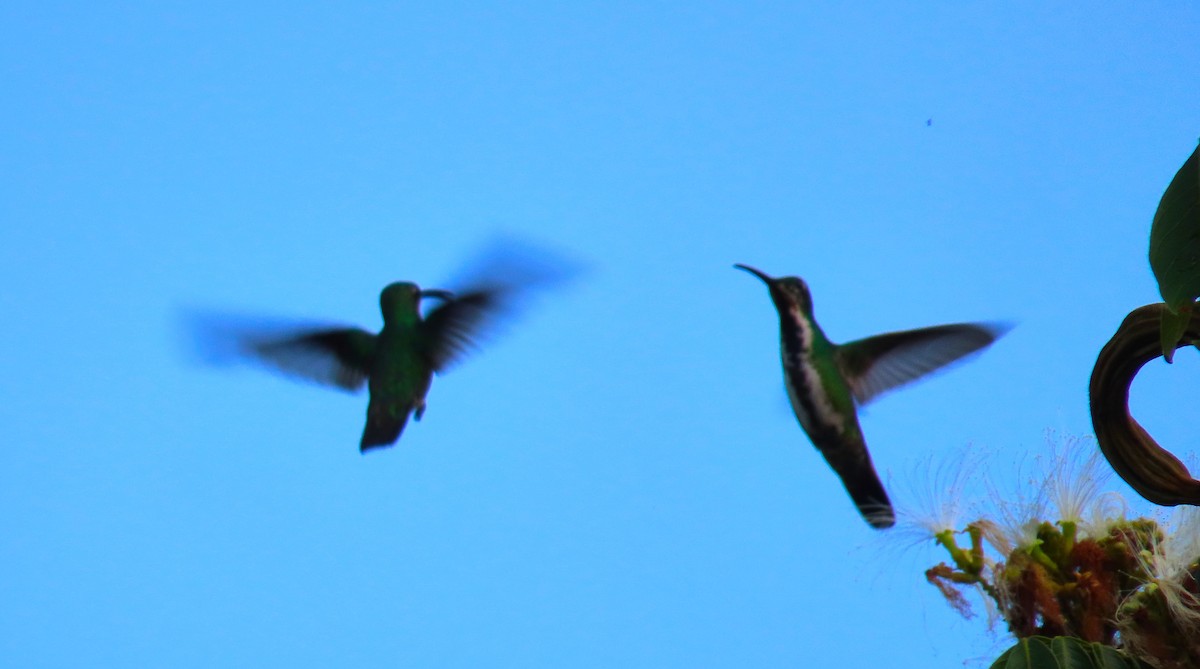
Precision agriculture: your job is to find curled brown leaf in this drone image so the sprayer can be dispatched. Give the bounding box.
[1089,303,1200,506]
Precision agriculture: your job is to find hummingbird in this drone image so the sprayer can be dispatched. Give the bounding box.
[734,264,1005,529]
[188,240,575,452]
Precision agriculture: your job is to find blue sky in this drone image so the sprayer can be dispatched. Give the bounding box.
[3,3,1199,667]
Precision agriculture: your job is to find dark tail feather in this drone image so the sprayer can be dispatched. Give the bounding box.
[360,404,411,452]
[842,469,895,529]
[823,450,895,529]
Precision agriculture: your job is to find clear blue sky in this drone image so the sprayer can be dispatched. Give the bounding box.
[3,3,1199,667]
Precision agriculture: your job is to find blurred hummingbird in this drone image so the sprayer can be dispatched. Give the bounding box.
[189,240,575,452]
[734,264,1006,529]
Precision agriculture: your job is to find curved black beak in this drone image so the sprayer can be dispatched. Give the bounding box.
[419,288,455,302]
[733,263,775,285]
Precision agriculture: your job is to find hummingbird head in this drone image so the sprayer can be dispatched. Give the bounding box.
[734,264,813,314]
[380,283,456,315]
[380,282,423,315]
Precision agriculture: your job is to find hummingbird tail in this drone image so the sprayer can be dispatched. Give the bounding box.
[360,403,412,453]
[856,498,896,529]
[828,460,895,529]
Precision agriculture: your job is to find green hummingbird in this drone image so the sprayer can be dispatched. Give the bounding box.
[192,282,510,451]
[258,283,508,451]
[734,264,1005,529]
[190,241,575,452]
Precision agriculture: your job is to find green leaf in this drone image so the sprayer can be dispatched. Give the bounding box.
[1159,304,1192,363]
[1149,142,1200,312]
[989,637,1149,669]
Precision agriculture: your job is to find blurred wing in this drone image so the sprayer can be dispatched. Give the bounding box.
[419,234,583,372]
[835,323,1006,406]
[249,328,377,391]
[421,291,501,372]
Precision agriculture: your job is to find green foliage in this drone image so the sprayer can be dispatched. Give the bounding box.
[1148,142,1200,361]
[1159,307,1192,364]
[990,637,1151,669]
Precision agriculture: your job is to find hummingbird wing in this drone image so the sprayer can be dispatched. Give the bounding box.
[247,328,378,391]
[835,323,1005,406]
[421,291,502,372]
[420,234,583,372]
[184,310,376,391]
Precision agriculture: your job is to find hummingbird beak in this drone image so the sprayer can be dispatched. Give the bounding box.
[733,264,775,285]
[419,289,454,302]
